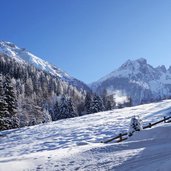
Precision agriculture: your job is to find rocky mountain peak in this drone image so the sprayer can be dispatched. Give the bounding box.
[156,65,167,73]
[120,58,147,70]
[91,58,171,105]
[168,66,171,73]
[136,58,147,65]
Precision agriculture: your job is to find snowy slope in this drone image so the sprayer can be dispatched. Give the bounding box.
[91,58,171,105]
[1,100,171,170]
[0,41,67,78]
[0,40,91,92]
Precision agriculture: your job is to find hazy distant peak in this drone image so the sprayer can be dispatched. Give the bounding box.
[136,58,147,64]
[168,66,171,73]
[156,65,167,73]
[90,57,171,105]
[120,58,147,70]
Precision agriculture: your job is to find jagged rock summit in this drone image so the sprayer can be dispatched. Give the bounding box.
[91,58,171,105]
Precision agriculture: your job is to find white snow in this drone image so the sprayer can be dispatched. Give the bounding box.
[0,41,73,80]
[92,58,146,84]
[106,90,129,105]
[1,100,171,170]
[130,80,150,89]
[90,58,171,103]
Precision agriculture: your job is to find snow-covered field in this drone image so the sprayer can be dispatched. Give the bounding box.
[1,100,171,171]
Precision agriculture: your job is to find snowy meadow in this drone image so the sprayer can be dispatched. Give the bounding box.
[1,100,171,171]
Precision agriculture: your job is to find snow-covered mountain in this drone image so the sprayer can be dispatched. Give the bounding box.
[91,58,171,105]
[0,40,92,127]
[1,100,171,171]
[0,40,89,91]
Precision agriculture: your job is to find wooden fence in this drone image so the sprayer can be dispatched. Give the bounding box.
[102,115,171,144]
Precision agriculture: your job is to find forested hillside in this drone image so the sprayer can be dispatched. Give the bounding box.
[0,54,91,130]
[0,41,132,131]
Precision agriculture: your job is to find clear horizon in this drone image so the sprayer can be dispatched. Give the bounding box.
[1,0,171,83]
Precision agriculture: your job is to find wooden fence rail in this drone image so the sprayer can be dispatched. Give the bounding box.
[102,115,171,144]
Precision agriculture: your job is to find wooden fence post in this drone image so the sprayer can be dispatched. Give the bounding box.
[119,133,122,142]
[149,123,152,128]
[102,115,171,144]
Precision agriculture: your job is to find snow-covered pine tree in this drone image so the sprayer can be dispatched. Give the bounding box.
[101,89,108,111]
[56,96,78,120]
[67,98,78,118]
[106,100,112,111]
[84,93,92,114]
[25,77,33,97]
[4,75,17,115]
[128,116,142,136]
[58,95,69,119]
[89,95,104,113]
[42,108,52,123]
[53,100,60,120]
[0,74,11,130]
[3,75,19,129]
[0,74,8,116]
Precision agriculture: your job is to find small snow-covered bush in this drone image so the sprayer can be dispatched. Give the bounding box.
[128,116,143,136]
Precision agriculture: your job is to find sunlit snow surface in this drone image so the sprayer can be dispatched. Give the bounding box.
[1,100,171,171]
[0,41,72,80]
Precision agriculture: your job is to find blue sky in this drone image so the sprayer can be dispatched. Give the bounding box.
[1,0,171,83]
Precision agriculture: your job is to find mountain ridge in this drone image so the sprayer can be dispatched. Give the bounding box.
[0,40,90,92]
[0,41,92,128]
[0,40,71,78]
[90,58,171,105]
[1,40,171,106]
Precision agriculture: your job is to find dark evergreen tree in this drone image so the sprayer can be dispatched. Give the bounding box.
[117,103,123,109]
[127,96,132,107]
[0,75,19,130]
[4,75,17,115]
[53,100,60,120]
[5,75,19,129]
[101,89,108,111]
[0,74,10,130]
[106,100,112,111]
[41,108,52,123]
[58,95,68,119]
[84,93,92,114]
[77,102,85,116]
[25,77,33,97]
[90,95,104,113]
[0,74,8,116]
[56,96,78,120]
[67,98,78,118]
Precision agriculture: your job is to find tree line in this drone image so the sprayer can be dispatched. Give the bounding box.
[0,54,132,130]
